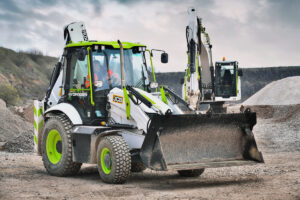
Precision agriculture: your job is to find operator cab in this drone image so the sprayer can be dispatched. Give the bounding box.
[214,61,240,99]
[63,42,150,125]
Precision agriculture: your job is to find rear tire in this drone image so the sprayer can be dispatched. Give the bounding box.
[41,115,82,176]
[97,135,131,184]
[177,168,205,177]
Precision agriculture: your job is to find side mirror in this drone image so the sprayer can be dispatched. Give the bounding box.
[180,78,184,85]
[77,48,87,61]
[238,69,243,76]
[161,53,168,63]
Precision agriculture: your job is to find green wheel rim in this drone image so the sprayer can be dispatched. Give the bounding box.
[46,129,62,164]
[101,148,112,174]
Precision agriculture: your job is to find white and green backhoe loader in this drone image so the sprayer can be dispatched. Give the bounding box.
[33,21,263,184]
[182,8,243,112]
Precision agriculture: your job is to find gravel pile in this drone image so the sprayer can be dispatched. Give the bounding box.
[243,76,300,153]
[0,99,33,152]
[243,76,300,105]
[254,104,300,153]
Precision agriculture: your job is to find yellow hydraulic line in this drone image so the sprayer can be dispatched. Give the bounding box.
[87,47,95,106]
[184,69,188,101]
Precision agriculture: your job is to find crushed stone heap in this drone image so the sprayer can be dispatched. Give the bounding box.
[243,76,300,105]
[0,99,33,152]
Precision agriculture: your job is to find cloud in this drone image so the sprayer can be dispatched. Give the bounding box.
[0,0,299,72]
[267,0,300,26]
[0,0,104,55]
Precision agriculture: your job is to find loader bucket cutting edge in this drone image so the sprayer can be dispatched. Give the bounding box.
[140,113,264,171]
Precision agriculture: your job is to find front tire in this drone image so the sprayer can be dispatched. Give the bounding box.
[97,135,131,184]
[41,115,81,176]
[177,169,205,177]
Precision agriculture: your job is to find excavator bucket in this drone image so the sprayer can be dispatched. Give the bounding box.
[140,112,264,171]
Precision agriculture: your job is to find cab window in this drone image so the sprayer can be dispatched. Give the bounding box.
[215,63,236,97]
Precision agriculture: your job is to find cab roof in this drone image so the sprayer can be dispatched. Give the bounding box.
[215,61,238,64]
[65,41,146,49]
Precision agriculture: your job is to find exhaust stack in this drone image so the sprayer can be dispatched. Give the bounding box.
[118,40,126,88]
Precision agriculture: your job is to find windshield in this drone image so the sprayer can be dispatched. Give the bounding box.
[215,64,236,97]
[92,49,149,91]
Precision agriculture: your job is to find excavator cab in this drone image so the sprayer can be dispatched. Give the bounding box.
[215,61,241,101]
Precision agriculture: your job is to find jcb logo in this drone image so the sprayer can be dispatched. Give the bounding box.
[113,95,123,104]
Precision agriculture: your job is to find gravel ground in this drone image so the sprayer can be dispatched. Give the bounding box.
[0,150,299,199]
[0,104,300,199]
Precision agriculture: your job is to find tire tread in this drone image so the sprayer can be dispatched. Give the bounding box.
[42,114,81,176]
[98,135,131,184]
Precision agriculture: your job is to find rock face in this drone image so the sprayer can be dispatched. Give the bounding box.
[0,47,57,101]
[0,98,33,152]
[0,98,6,108]
[0,72,9,85]
[243,76,300,105]
[154,66,300,101]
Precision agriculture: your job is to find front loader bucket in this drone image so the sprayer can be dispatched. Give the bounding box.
[140,113,264,171]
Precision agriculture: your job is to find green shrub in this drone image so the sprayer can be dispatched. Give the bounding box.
[0,84,20,105]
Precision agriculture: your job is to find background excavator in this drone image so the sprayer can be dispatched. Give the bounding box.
[33,20,263,184]
[182,7,242,113]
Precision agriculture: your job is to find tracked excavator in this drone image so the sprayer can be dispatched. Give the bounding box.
[33,21,263,184]
[182,7,242,113]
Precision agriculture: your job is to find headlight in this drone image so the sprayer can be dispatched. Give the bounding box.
[150,82,158,89]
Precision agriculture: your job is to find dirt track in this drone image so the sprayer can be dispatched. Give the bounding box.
[0,151,299,200]
[1,106,300,199]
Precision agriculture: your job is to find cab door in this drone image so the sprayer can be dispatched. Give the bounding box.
[215,61,239,99]
[64,47,95,124]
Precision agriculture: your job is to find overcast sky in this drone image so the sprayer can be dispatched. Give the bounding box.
[0,0,299,72]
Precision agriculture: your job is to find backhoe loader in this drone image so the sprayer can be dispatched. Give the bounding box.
[33,21,263,184]
[182,8,243,112]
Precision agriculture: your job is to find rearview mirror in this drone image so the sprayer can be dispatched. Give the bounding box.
[238,69,243,76]
[180,78,184,85]
[161,53,168,63]
[77,48,87,61]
